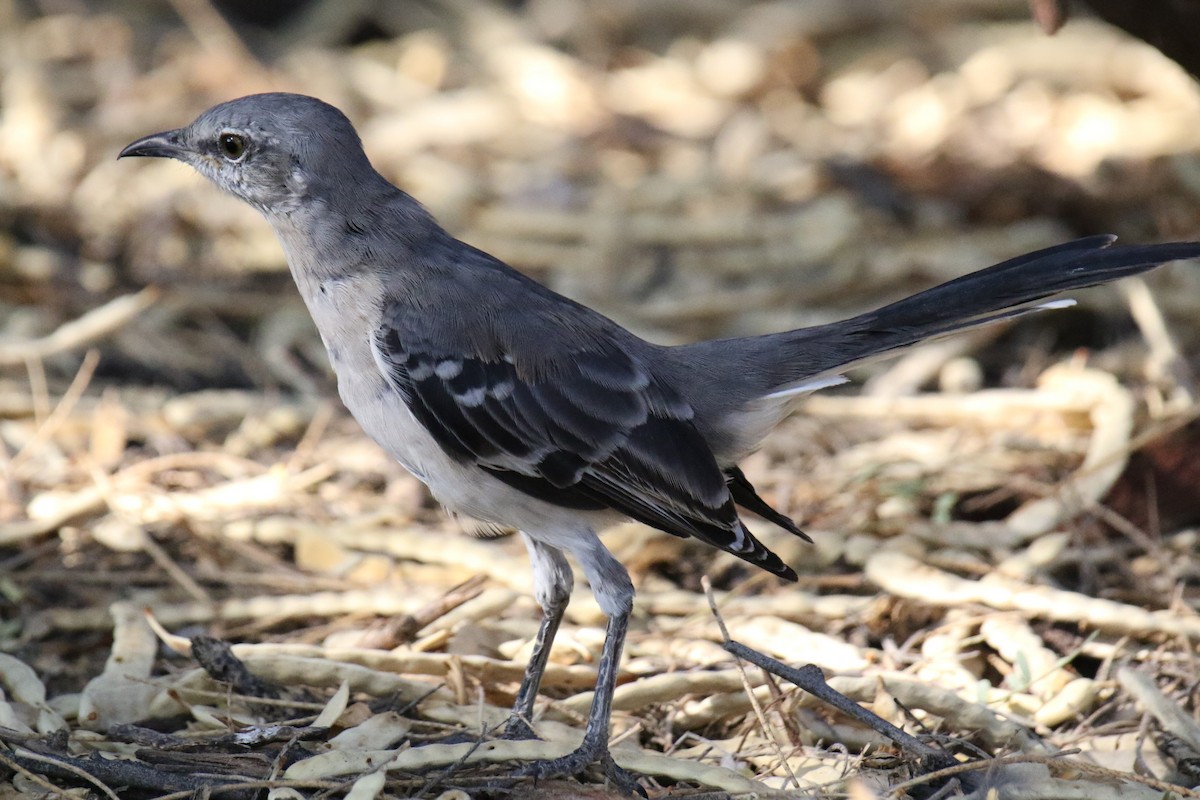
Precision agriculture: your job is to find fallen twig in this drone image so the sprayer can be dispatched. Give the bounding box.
[703,577,960,776]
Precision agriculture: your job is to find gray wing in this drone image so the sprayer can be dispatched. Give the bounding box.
[372,292,799,580]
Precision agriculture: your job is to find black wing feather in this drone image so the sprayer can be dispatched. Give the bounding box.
[375,319,798,579]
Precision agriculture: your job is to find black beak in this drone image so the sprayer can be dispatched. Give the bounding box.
[118,129,186,160]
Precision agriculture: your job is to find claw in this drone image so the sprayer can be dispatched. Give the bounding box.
[602,754,646,797]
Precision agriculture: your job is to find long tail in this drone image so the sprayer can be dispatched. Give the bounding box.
[672,235,1200,465]
[742,235,1200,395]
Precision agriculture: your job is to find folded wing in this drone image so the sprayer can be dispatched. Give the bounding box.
[373,302,800,579]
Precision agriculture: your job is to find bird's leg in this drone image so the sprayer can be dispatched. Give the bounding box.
[503,599,567,739]
[504,535,573,740]
[515,611,639,792]
[513,538,643,795]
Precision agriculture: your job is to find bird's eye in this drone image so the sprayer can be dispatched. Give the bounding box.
[218,133,246,160]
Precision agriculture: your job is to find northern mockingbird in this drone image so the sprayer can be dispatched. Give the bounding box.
[120,93,1200,792]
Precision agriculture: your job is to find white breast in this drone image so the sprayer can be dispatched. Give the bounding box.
[295,273,429,478]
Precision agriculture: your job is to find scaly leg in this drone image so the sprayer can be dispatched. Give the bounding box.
[513,536,643,795]
[503,534,573,740]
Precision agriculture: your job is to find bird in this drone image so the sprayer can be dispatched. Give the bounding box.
[120,92,1200,792]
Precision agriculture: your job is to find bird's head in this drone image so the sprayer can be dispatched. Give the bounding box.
[119,93,377,216]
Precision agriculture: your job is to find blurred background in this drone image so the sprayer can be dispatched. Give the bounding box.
[5,0,1200,392]
[3,0,1200,795]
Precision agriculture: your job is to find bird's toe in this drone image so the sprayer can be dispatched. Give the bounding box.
[512,743,644,796]
[499,716,538,741]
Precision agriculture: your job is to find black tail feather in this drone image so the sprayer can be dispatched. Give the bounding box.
[772,236,1200,387]
[726,466,812,542]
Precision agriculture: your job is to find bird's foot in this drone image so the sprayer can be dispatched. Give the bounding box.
[513,742,645,797]
[499,715,538,741]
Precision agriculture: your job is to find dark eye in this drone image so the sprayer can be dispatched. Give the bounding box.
[218,133,245,160]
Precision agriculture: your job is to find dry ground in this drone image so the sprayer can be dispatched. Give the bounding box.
[1,1,1200,797]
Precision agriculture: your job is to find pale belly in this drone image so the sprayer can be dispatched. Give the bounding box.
[342,373,618,536]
